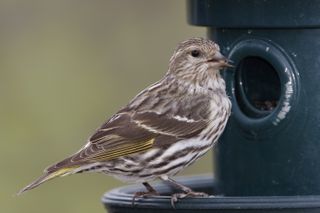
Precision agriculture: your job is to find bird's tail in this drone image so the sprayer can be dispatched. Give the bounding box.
[17,166,76,195]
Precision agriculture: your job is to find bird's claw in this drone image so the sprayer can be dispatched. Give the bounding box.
[132,191,160,206]
[170,191,208,208]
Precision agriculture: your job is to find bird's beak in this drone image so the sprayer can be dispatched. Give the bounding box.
[207,52,234,68]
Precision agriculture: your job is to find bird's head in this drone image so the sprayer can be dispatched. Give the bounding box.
[167,38,232,87]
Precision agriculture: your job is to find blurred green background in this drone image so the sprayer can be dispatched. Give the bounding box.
[1,0,211,212]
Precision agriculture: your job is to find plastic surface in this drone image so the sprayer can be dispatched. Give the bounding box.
[102,175,320,213]
[188,0,320,28]
[213,28,320,196]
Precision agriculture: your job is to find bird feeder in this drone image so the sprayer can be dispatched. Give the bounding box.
[102,0,320,212]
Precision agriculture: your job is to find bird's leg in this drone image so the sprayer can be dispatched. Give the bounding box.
[132,182,159,205]
[160,176,208,208]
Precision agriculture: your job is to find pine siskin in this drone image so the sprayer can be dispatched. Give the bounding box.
[19,38,232,207]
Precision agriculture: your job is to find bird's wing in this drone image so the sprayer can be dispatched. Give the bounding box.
[131,111,208,138]
[46,110,207,172]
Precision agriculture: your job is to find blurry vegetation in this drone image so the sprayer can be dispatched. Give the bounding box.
[0,0,207,212]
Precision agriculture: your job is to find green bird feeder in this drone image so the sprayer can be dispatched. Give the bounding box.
[102,0,320,212]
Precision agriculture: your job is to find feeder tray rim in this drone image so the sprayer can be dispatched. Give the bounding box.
[102,175,320,210]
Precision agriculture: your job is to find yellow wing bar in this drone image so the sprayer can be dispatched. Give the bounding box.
[88,138,155,161]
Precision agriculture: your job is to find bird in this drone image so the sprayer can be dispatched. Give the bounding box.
[18,37,232,207]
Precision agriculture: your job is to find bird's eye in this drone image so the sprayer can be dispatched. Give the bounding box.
[191,50,200,57]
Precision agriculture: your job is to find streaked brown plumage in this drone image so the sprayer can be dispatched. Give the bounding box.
[19,38,232,207]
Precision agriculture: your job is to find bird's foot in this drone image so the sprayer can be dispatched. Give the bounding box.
[170,191,208,208]
[159,176,209,208]
[132,190,160,205]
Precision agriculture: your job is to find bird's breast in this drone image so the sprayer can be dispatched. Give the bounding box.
[199,95,231,143]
